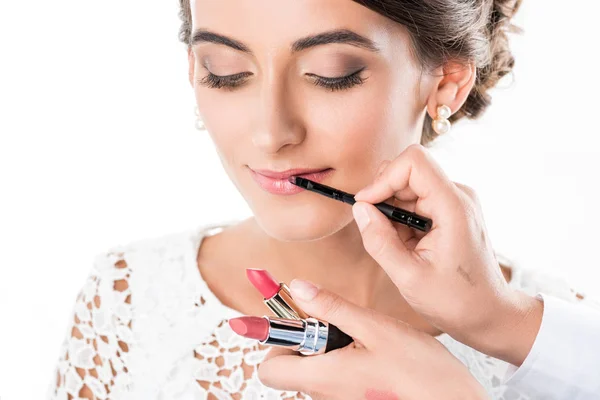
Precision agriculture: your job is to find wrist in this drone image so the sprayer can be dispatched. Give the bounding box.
[468,290,544,366]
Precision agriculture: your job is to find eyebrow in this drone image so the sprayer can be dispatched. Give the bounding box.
[191,28,380,54]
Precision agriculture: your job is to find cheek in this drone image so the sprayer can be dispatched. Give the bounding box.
[194,89,251,168]
[303,77,419,189]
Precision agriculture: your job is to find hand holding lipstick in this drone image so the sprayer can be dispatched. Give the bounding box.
[351,144,543,365]
[256,280,489,400]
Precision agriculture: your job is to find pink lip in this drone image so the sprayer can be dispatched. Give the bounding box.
[249,167,333,195]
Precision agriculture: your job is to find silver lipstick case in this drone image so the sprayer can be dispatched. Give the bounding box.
[261,316,329,355]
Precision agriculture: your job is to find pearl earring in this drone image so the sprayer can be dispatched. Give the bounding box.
[194,105,205,131]
[431,105,452,135]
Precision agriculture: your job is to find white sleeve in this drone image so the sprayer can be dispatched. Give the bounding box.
[501,291,600,400]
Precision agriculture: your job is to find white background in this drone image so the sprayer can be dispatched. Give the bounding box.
[1,0,600,398]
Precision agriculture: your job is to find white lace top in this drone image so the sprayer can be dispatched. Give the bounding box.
[47,221,600,400]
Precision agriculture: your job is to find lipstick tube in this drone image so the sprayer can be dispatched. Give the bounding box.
[246,269,309,320]
[267,316,353,355]
[265,283,309,320]
[230,315,354,355]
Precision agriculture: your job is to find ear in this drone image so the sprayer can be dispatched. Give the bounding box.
[187,47,195,88]
[426,61,476,120]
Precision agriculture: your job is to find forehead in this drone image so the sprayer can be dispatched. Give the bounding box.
[190,0,408,57]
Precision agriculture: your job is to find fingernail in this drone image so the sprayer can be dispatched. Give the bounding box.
[290,279,319,301]
[353,202,371,231]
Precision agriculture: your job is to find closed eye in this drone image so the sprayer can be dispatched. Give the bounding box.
[306,67,367,91]
[196,66,368,92]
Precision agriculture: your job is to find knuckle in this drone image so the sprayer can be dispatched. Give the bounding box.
[461,191,481,216]
[407,143,425,154]
[457,183,477,200]
[455,182,482,209]
[406,143,427,161]
[454,181,468,193]
[450,186,475,214]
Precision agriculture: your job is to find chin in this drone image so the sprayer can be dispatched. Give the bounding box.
[252,202,353,242]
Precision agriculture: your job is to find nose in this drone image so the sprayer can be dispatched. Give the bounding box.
[251,79,305,154]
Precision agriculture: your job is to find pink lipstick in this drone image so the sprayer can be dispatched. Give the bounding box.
[246,269,308,320]
[228,316,270,341]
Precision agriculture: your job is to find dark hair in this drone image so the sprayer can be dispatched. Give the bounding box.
[177,0,522,146]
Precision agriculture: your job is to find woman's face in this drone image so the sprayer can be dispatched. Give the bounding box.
[189,0,431,241]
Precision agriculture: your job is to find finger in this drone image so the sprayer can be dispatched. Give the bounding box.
[258,353,329,393]
[378,161,419,203]
[355,144,460,226]
[365,160,393,195]
[289,279,380,348]
[392,186,419,202]
[261,346,297,363]
[356,144,451,201]
[353,201,424,285]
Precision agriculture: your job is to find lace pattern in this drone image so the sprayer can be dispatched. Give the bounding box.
[49,252,133,399]
[192,321,305,399]
[47,223,600,400]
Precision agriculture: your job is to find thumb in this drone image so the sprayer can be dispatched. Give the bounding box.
[289,279,378,348]
[352,201,421,285]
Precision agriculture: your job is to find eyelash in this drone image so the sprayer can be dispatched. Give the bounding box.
[196,67,367,92]
[197,71,252,91]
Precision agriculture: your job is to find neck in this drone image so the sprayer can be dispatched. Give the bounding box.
[247,217,396,309]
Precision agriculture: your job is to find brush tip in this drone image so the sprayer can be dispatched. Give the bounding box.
[287,176,298,184]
